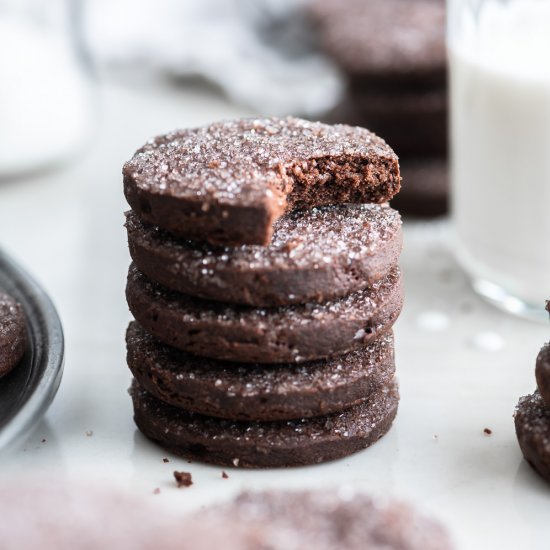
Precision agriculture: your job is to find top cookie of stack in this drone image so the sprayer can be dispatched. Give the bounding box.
[124,117,400,247]
[123,117,404,468]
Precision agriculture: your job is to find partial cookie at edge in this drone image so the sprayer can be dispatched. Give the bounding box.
[514,391,550,483]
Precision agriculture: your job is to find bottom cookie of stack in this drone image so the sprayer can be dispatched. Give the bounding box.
[130,379,398,468]
[127,323,399,468]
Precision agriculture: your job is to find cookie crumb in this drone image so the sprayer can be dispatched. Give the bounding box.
[163,457,169,463]
[483,428,492,435]
[41,438,46,443]
[85,430,93,437]
[221,471,229,479]
[153,488,161,495]
[174,471,193,488]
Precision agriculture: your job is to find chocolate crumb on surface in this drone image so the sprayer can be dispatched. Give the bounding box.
[483,428,492,435]
[222,471,229,479]
[123,117,400,246]
[163,457,170,463]
[174,471,193,488]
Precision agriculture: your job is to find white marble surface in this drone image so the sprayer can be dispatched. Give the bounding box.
[0,82,548,550]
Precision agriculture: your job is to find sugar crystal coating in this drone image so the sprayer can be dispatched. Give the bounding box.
[130,379,398,446]
[126,204,401,273]
[126,204,402,305]
[127,321,395,420]
[124,116,399,207]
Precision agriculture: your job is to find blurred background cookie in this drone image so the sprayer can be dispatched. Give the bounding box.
[311,0,448,217]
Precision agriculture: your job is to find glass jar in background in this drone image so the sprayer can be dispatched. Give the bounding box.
[0,0,95,179]
[448,0,550,320]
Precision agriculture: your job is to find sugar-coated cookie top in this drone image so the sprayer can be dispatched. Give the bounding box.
[124,116,398,206]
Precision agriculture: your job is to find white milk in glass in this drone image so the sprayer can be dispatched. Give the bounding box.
[449,0,550,317]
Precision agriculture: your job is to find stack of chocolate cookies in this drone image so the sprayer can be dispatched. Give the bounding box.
[123,117,404,468]
[515,302,550,483]
[311,0,448,217]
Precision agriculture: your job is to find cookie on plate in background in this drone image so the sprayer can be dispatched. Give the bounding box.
[0,293,27,379]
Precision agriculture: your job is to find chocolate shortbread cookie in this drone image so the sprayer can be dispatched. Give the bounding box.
[130,378,399,468]
[311,0,446,88]
[126,264,403,363]
[199,490,454,550]
[535,344,550,407]
[125,204,402,306]
[515,391,550,483]
[123,117,400,246]
[0,293,27,379]
[330,89,447,158]
[126,321,395,421]
[391,159,448,217]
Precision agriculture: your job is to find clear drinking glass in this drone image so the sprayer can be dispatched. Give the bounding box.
[0,0,95,179]
[448,0,550,320]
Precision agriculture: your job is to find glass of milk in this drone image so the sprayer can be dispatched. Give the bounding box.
[0,0,95,179]
[449,0,550,320]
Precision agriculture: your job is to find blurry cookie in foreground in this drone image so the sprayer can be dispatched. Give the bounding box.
[390,159,448,218]
[0,483,226,550]
[0,484,453,550]
[199,489,454,550]
[515,302,550,483]
[0,293,27,379]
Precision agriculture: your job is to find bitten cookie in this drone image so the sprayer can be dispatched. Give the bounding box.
[130,378,399,468]
[126,321,395,421]
[126,264,403,364]
[199,490,454,550]
[0,293,27,379]
[123,117,400,246]
[125,204,402,306]
[311,0,446,88]
[514,391,550,483]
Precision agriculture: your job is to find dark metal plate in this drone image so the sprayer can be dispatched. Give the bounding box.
[0,249,64,450]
